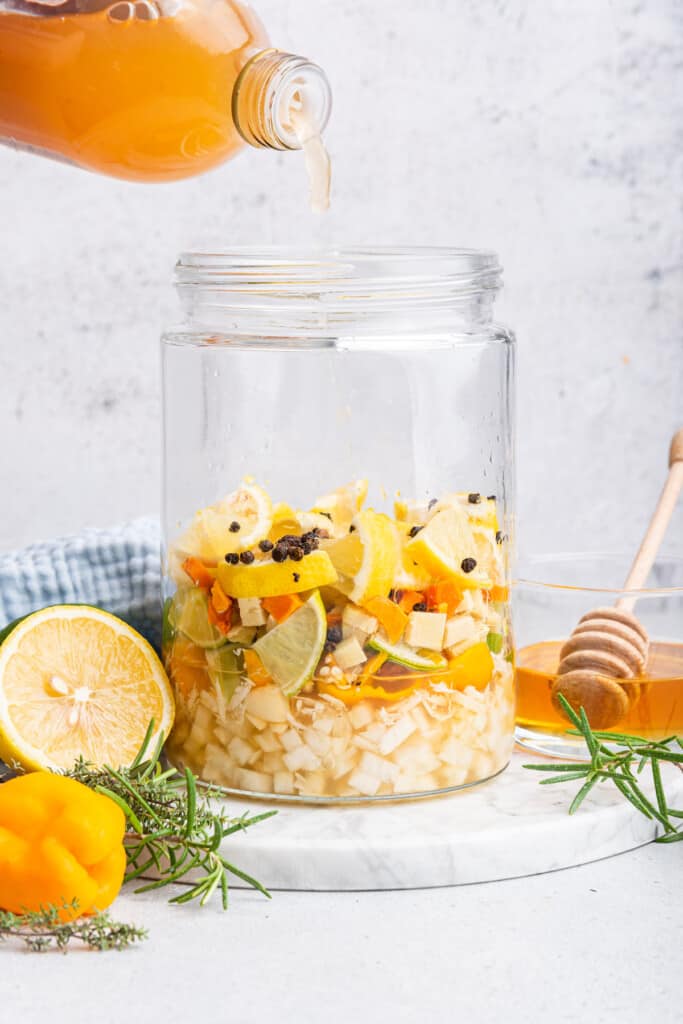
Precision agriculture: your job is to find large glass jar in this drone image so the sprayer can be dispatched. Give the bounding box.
[162,248,516,802]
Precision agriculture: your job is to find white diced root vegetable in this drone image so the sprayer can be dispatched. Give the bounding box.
[347,769,382,796]
[439,765,469,787]
[274,771,295,795]
[262,750,286,773]
[228,736,258,767]
[245,685,289,722]
[342,603,378,640]
[237,768,274,793]
[438,737,474,771]
[349,701,375,730]
[254,728,282,753]
[281,727,303,752]
[332,749,359,780]
[295,771,329,796]
[303,727,332,758]
[238,597,267,627]
[444,614,478,649]
[392,735,442,774]
[283,745,322,773]
[246,715,267,731]
[404,611,446,651]
[379,716,416,755]
[333,636,367,670]
[359,750,399,784]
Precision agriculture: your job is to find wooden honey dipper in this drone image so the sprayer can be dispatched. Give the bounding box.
[552,428,683,730]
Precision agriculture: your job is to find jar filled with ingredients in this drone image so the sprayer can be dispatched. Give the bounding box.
[161,248,516,801]
[0,0,331,192]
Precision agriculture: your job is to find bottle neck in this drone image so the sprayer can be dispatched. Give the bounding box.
[232,49,332,151]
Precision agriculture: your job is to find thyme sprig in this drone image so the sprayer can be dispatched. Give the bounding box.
[64,721,276,908]
[524,695,683,841]
[0,902,147,953]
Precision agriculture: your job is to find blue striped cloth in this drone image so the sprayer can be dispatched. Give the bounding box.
[0,519,163,651]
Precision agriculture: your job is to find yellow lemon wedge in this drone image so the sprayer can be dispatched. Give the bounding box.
[312,479,368,535]
[405,506,492,590]
[0,606,174,772]
[329,509,400,604]
[393,522,432,589]
[217,549,338,598]
[435,493,499,532]
[178,482,273,562]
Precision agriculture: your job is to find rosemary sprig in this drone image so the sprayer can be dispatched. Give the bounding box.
[64,720,276,907]
[0,902,147,953]
[523,695,683,841]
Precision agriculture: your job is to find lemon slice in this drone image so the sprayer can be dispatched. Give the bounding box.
[338,510,400,604]
[178,482,273,562]
[312,479,368,535]
[217,549,337,599]
[172,587,228,650]
[0,605,174,772]
[393,522,432,589]
[253,592,326,696]
[406,506,492,590]
[366,635,448,671]
[435,493,499,532]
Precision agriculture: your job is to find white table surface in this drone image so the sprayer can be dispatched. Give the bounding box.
[2,841,681,1023]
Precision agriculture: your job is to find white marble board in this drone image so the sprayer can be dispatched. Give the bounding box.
[220,751,683,891]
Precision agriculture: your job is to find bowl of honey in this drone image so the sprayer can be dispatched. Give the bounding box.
[514,553,683,758]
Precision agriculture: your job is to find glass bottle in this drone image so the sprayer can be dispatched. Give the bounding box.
[161,247,517,803]
[0,0,332,183]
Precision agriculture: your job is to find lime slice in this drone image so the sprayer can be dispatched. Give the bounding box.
[367,635,448,671]
[172,587,228,650]
[253,591,326,696]
[206,645,244,702]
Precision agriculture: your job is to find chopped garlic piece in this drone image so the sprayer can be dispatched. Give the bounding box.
[334,636,368,670]
[444,614,478,649]
[342,603,378,639]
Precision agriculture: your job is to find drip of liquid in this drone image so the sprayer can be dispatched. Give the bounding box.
[285,88,331,214]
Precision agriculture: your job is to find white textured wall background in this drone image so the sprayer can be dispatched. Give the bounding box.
[0,0,682,558]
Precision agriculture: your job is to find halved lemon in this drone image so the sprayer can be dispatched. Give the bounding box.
[312,479,368,536]
[327,509,400,604]
[406,506,492,590]
[177,482,273,562]
[253,591,327,696]
[0,605,175,772]
[435,493,499,532]
[217,548,338,598]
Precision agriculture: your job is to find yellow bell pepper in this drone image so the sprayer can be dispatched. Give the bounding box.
[0,772,126,921]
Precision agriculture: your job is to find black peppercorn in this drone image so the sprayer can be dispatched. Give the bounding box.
[229,521,241,532]
[292,572,300,583]
[487,495,496,502]
[224,552,239,565]
[408,525,423,538]
[495,531,503,545]
[349,524,356,533]
[289,546,304,562]
[461,557,477,573]
[468,493,481,504]
[412,601,427,612]
[272,547,287,563]
[259,539,274,553]
[326,625,342,645]
[239,550,255,565]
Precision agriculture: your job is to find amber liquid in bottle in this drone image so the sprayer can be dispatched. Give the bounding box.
[0,0,269,182]
[516,639,683,739]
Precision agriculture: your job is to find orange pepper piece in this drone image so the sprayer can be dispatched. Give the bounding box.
[262,593,303,624]
[210,580,232,617]
[166,637,208,699]
[243,649,272,687]
[182,557,215,590]
[446,642,494,692]
[363,596,408,644]
[0,773,126,921]
[317,678,416,707]
[488,584,509,603]
[397,590,424,615]
[425,580,462,616]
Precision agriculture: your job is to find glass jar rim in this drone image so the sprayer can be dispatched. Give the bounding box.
[174,246,503,333]
[515,551,683,595]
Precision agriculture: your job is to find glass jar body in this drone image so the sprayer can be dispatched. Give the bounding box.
[161,249,516,802]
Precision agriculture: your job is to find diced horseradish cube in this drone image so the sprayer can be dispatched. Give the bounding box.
[444,614,478,649]
[283,745,322,773]
[334,636,367,670]
[238,597,267,627]
[273,771,295,795]
[236,768,274,793]
[295,771,329,796]
[347,769,382,796]
[281,727,304,752]
[439,765,469,787]
[359,750,399,784]
[246,715,267,731]
[332,749,359,780]
[404,611,446,651]
[254,728,282,753]
[378,715,417,755]
[303,727,332,758]
[228,736,258,767]
[262,750,286,774]
[245,685,289,723]
[438,736,475,771]
[342,603,378,640]
[349,701,375,730]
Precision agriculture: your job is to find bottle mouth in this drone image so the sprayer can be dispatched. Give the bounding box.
[174,246,503,336]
